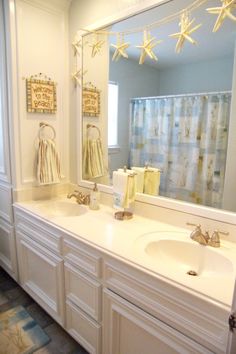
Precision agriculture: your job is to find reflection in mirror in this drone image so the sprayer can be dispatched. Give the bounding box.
[81,0,236,212]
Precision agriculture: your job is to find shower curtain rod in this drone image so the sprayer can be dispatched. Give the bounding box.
[131,90,231,101]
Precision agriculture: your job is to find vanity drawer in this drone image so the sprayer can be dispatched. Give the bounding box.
[14,209,62,254]
[65,262,102,322]
[66,300,102,354]
[63,239,102,279]
[104,259,228,354]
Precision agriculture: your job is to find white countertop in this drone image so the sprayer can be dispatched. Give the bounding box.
[14,196,236,308]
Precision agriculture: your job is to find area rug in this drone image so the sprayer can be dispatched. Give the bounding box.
[0,305,50,354]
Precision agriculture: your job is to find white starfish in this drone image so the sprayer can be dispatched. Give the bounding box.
[136,30,162,65]
[71,69,87,86]
[169,13,202,53]
[206,0,236,32]
[89,37,104,57]
[111,35,130,61]
[72,39,82,56]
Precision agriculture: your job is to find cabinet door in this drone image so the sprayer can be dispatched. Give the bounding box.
[0,218,17,280]
[103,289,213,354]
[16,231,65,325]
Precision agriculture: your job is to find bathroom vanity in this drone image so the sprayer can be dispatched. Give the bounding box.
[0,0,235,353]
[13,197,236,354]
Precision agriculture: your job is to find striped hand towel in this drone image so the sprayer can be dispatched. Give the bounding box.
[83,138,105,179]
[37,139,61,185]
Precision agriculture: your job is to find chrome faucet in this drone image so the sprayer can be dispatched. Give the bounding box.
[186,223,229,247]
[187,223,209,245]
[67,190,90,205]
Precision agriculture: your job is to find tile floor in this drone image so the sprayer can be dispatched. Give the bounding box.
[0,267,88,354]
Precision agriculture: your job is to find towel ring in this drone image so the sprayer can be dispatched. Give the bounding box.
[86,124,101,139]
[38,122,56,140]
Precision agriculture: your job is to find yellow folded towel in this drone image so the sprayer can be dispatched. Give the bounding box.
[83,138,105,179]
[131,167,145,193]
[113,170,136,209]
[144,168,161,196]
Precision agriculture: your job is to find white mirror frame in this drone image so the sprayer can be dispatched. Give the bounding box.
[76,0,236,224]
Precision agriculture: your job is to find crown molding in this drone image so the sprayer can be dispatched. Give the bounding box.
[19,0,71,13]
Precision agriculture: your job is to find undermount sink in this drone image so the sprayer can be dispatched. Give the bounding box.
[134,232,234,278]
[35,200,88,217]
[145,239,233,277]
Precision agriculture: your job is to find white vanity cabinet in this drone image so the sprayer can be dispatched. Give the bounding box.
[104,259,228,354]
[63,238,102,354]
[14,210,65,326]
[13,206,234,354]
[103,289,213,354]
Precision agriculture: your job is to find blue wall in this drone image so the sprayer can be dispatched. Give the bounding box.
[158,56,233,95]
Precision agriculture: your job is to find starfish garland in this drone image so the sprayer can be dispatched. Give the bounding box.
[71,69,87,86]
[72,39,82,56]
[111,34,130,61]
[206,0,236,32]
[136,30,162,65]
[169,12,202,53]
[89,35,104,57]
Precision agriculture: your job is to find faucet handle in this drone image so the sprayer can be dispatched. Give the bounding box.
[208,230,229,248]
[186,222,201,229]
[215,230,229,236]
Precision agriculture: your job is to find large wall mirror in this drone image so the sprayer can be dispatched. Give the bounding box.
[80,0,236,216]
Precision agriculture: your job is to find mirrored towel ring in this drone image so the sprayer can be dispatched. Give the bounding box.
[86,123,101,139]
[38,122,56,140]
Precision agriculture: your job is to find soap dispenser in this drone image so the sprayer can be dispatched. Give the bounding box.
[89,183,100,210]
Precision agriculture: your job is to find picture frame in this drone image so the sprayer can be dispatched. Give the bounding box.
[26,78,57,114]
[82,86,100,117]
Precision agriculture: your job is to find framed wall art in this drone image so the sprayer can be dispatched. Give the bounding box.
[82,85,100,117]
[26,76,57,114]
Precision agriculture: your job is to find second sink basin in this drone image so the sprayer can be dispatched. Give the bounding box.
[145,238,233,277]
[134,231,234,279]
[132,231,236,305]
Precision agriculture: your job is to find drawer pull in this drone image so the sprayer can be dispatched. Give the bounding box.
[229,312,236,332]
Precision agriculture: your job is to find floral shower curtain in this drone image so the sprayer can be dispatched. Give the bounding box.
[129,93,231,208]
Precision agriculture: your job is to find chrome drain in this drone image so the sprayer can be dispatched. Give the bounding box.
[187,270,198,276]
